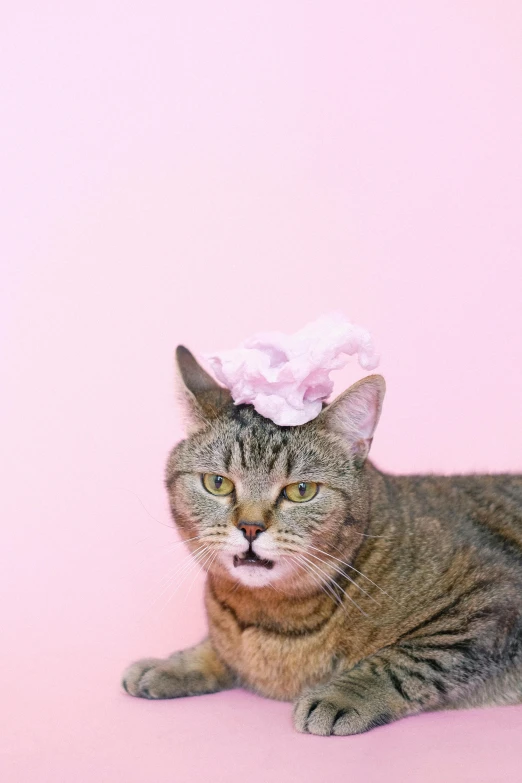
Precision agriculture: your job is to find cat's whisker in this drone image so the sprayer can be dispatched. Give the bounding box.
[287,554,325,592]
[158,533,227,554]
[156,546,220,614]
[188,546,220,586]
[287,555,325,593]
[164,545,223,612]
[143,555,199,599]
[226,577,242,595]
[305,549,381,607]
[266,577,288,596]
[295,554,354,614]
[136,553,204,623]
[148,531,221,611]
[117,486,174,529]
[153,538,207,562]
[278,529,389,542]
[295,553,368,617]
[292,554,343,608]
[148,545,212,611]
[172,548,217,608]
[291,555,346,611]
[132,534,216,578]
[285,558,304,588]
[350,532,391,539]
[179,546,224,605]
[149,556,207,613]
[145,542,210,593]
[278,544,379,606]
[156,535,207,551]
[306,543,395,601]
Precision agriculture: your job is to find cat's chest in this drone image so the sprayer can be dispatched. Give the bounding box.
[205,584,343,700]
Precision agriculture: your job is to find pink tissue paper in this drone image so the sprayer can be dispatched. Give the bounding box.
[205,314,379,426]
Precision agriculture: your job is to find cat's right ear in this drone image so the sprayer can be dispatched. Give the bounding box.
[316,374,386,465]
[175,346,232,433]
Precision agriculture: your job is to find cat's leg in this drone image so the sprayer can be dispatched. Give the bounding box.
[293,639,493,736]
[122,638,236,699]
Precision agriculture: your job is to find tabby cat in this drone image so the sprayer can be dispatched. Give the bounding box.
[122,347,522,735]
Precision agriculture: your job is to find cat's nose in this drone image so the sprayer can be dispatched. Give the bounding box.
[238,521,266,544]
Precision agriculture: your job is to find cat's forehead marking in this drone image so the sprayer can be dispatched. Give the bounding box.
[230,419,290,474]
[190,403,344,486]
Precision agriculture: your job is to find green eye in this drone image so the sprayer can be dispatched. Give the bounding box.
[202,473,235,496]
[284,481,319,503]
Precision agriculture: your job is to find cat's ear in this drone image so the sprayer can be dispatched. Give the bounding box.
[175,346,232,433]
[316,375,386,464]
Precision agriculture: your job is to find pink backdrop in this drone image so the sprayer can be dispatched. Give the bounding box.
[2,2,522,781]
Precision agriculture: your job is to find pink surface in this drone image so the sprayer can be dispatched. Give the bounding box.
[2,2,522,781]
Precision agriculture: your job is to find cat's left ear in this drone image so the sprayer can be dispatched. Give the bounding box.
[316,375,386,464]
[175,346,232,433]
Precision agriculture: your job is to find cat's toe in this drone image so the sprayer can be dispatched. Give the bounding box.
[121,658,164,697]
[332,709,393,735]
[331,711,361,735]
[294,694,350,736]
[294,689,391,736]
[137,664,184,699]
[304,700,340,736]
[293,694,336,735]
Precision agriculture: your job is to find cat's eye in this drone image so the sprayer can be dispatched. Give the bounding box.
[202,473,235,496]
[283,481,319,503]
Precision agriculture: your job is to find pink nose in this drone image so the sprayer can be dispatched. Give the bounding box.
[238,522,265,544]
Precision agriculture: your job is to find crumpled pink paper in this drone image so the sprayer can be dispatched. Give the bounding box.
[205,314,379,426]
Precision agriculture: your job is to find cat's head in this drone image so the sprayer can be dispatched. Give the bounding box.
[166,347,385,593]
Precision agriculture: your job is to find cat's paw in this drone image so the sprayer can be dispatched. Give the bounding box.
[293,685,393,736]
[122,656,195,699]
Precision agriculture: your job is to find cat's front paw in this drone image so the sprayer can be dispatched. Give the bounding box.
[293,685,394,736]
[122,641,236,700]
[122,656,193,699]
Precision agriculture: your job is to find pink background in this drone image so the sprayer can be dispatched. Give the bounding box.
[2,2,522,781]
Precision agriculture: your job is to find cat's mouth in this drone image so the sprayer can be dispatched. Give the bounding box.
[233,551,274,570]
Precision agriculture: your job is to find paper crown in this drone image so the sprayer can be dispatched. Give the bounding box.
[205,313,379,426]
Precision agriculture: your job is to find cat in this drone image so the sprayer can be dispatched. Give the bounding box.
[122,346,522,735]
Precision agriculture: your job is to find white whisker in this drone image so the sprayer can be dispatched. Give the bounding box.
[295,553,368,617]
[293,554,349,613]
[279,543,379,606]
[145,542,209,593]
[148,545,211,611]
[307,543,394,601]
[132,534,218,579]
[289,556,330,597]
[183,547,221,604]
[288,555,330,597]
[117,487,173,528]
[305,550,380,606]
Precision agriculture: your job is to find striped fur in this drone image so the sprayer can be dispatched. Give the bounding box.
[122,350,522,735]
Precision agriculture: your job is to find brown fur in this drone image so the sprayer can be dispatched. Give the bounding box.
[122,348,522,735]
